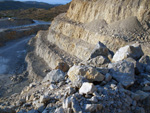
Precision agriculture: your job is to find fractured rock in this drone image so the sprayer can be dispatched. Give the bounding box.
[55,62,70,72]
[79,82,97,95]
[135,90,150,101]
[34,102,45,112]
[89,41,109,59]
[69,74,88,88]
[54,107,65,113]
[87,56,110,67]
[63,96,72,109]
[49,84,57,90]
[40,95,50,103]
[146,65,150,73]
[42,69,65,83]
[112,43,144,62]
[142,86,150,92]
[108,60,135,88]
[139,55,150,65]
[27,109,39,113]
[125,57,143,74]
[85,104,102,112]
[105,73,112,82]
[68,65,104,82]
[71,97,82,113]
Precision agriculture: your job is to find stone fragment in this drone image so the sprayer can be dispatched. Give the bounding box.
[71,98,82,113]
[68,87,76,95]
[54,107,65,113]
[68,65,104,82]
[125,95,133,105]
[110,84,117,90]
[144,95,150,112]
[63,96,72,109]
[64,108,73,113]
[89,41,109,59]
[125,57,143,74]
[85,104,102,112]
[108,60,135,88]
[96,67,109,75]
[35,102,45,113]
[27,109,39,113]
[134,107,145,113]
[139,55,150,65]
[131,93,140,101]
[55,62,70,72]
[15,99,26,106]
[42,69,65,83]
[87,56,110,67]
[135,90,150,100]
[40,95,50,103]
[112,43,144,62]
[143,79,150,86]
[49,84,57,90]
[26,94,31,102]
[0,107,15,113]
[88,96,98,103]
[70,74,88,88]
[146,65,150,73]
[142,86,150,92]
[79,82,97,95]
[42,110,49,113]
[105,73,112,82]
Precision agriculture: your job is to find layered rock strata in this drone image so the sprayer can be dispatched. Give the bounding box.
[26,0,150,80]
[1,0,150,112]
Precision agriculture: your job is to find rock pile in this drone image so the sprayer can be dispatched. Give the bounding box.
[0,0,150,113]
[0,42,150,113]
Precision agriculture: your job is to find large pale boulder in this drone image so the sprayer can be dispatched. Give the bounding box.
[68,65,104,82]
[42,69,65,83]
[79,82,97,95]
[112,43,144,62]
[108,60,135,88]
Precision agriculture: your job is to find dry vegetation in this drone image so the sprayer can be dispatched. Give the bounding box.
[0,3,70,21]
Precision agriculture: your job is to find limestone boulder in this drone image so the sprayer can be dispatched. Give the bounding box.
[42,69,65,83]
[112,43,144,62]
[79,82,97,95]
[69,74,88,88]
[68,65,105,82]
[89,41,109,59]
[108,60,135,88]
[87,56,110,67]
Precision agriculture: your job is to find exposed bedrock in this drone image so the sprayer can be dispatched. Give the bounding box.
[26,0,150,81]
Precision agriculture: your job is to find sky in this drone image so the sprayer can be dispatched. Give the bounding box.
[15,0,72,4]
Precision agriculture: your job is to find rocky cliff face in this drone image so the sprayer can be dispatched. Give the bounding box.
[1,0,150,113]
[26,0,150,81]
[67,0,150,24]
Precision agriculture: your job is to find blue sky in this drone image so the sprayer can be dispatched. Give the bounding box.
[15,0,72,4]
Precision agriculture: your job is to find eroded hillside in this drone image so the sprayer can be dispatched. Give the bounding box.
[0,0,150,113]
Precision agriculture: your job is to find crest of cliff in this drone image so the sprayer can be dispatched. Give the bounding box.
[0,0,150,113]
